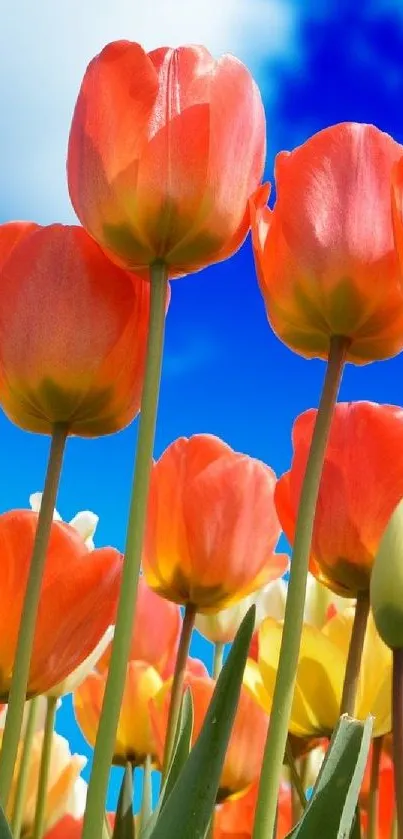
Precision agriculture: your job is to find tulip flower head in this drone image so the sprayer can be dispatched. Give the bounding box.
[213,782,292,839]
[143,434,288,613]
[6,731,86,833]
[151,673,269,799]
[0,510,121,699]
[276,402,403,597]
[68,41,266,275]
[74,661,163,766]
[0,223,152,436]
[97,577,181,678]
[250,123,403,363]
[246,606,391,738]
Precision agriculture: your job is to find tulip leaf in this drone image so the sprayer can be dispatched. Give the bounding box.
[139,689,194,838]
[113,762,135,839]
[349,807,362,839]
[0,807,12,839]
[148,606,256,839]
[286,715,373,839]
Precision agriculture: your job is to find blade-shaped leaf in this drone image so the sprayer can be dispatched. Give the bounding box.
[0,807,12,839]
[148,606,256,839]
[349,807,362,839]
[140,689,194,839]
[113,762,135,839]
[286,715,373,839]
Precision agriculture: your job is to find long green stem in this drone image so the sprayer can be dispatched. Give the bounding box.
[10,698,41,838]
[0,425,67,806]
[367,736,382,839]
[162,604,196,779]
[212,642,224,680]
[32,696,57,839]
[82,262,168,839]
[285,738,307,812]
[138,755,153,832]
[252,335,348,839]
[340,591,370,716]
[393,648,403,839]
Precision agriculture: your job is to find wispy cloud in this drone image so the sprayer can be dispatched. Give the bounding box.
[0,0,298,224]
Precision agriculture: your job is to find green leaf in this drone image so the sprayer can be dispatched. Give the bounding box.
[148,606,256,839]
[140,689,194,839]
[0,806,12,839]
[349,807,362,839]
[113,762,135,839]
[286,715,373,839]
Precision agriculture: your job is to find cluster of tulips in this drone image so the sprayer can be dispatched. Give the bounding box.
[1,34,403,839]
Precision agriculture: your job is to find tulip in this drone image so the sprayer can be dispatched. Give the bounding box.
[276,402,403,597]
[0,223,152,436]
[67,41,266,276]
[213,782,291,839]
[360,744,394,839]
[74,662,163,766]
[0,510,121,698]
[151,673,269,800]
[97,577,181,678]
[29,492,99,551]
[6,731,86,834]
[143,434,288,613]
[246,606,391,738]
[45,818,83,839]
[250,122,403,363]
[0,221,39,268]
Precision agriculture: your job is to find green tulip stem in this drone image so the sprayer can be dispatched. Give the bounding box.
[82,262,168,839]
[286,738,307,812]
[252,335,348,839]
[10,697,41,839]
[162,604,196,780]
[32,696,57,839]
[139,755,153,832]
[340,591,370,716]
[213,642,225,680]
[367,736,382,839]
[0,424,68,806]
[393,648,403,839]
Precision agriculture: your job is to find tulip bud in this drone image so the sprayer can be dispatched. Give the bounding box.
[371,499,403,648]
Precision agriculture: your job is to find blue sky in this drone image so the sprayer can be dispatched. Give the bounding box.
[1,0,403,812]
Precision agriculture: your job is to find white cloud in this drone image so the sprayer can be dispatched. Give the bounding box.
[0,0,298,223]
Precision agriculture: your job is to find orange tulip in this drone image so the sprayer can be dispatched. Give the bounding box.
[275,402,403,596]
[151,673,269,799]
[250,123,403,363]
[213,781,292,839]
[97,577,181,678]
[74,661,162,766]
[67,41,266,275]
[0,223,152,435]
[143,434,287,612]
[0,221,39,268]
[360,746,394,839]
[0,509,121,699]
[45,818,83,839]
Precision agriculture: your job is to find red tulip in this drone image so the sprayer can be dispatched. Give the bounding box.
[44,817,83,839]
[0,223,153,435]
[275,402,403,595]
[0,510,121,698]
[0,221,39,268]
[67,41,266,275]
[143,434,288,612]
[213,781,292,838]
[250,123,403,363]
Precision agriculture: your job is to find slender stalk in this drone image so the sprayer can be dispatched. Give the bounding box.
[393,648,403,839]
[212,642,224,680]
[367,736,382,839]
[252,336,348,839]
[285,739,307,812]
[391,813,398,839]
[10,698,41,839]
[340,591,370,716]
[82,262,168,839]
[32,696,57,839]
[162,604,196,779]
[0,424,67,806]
[138,755,153,832]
